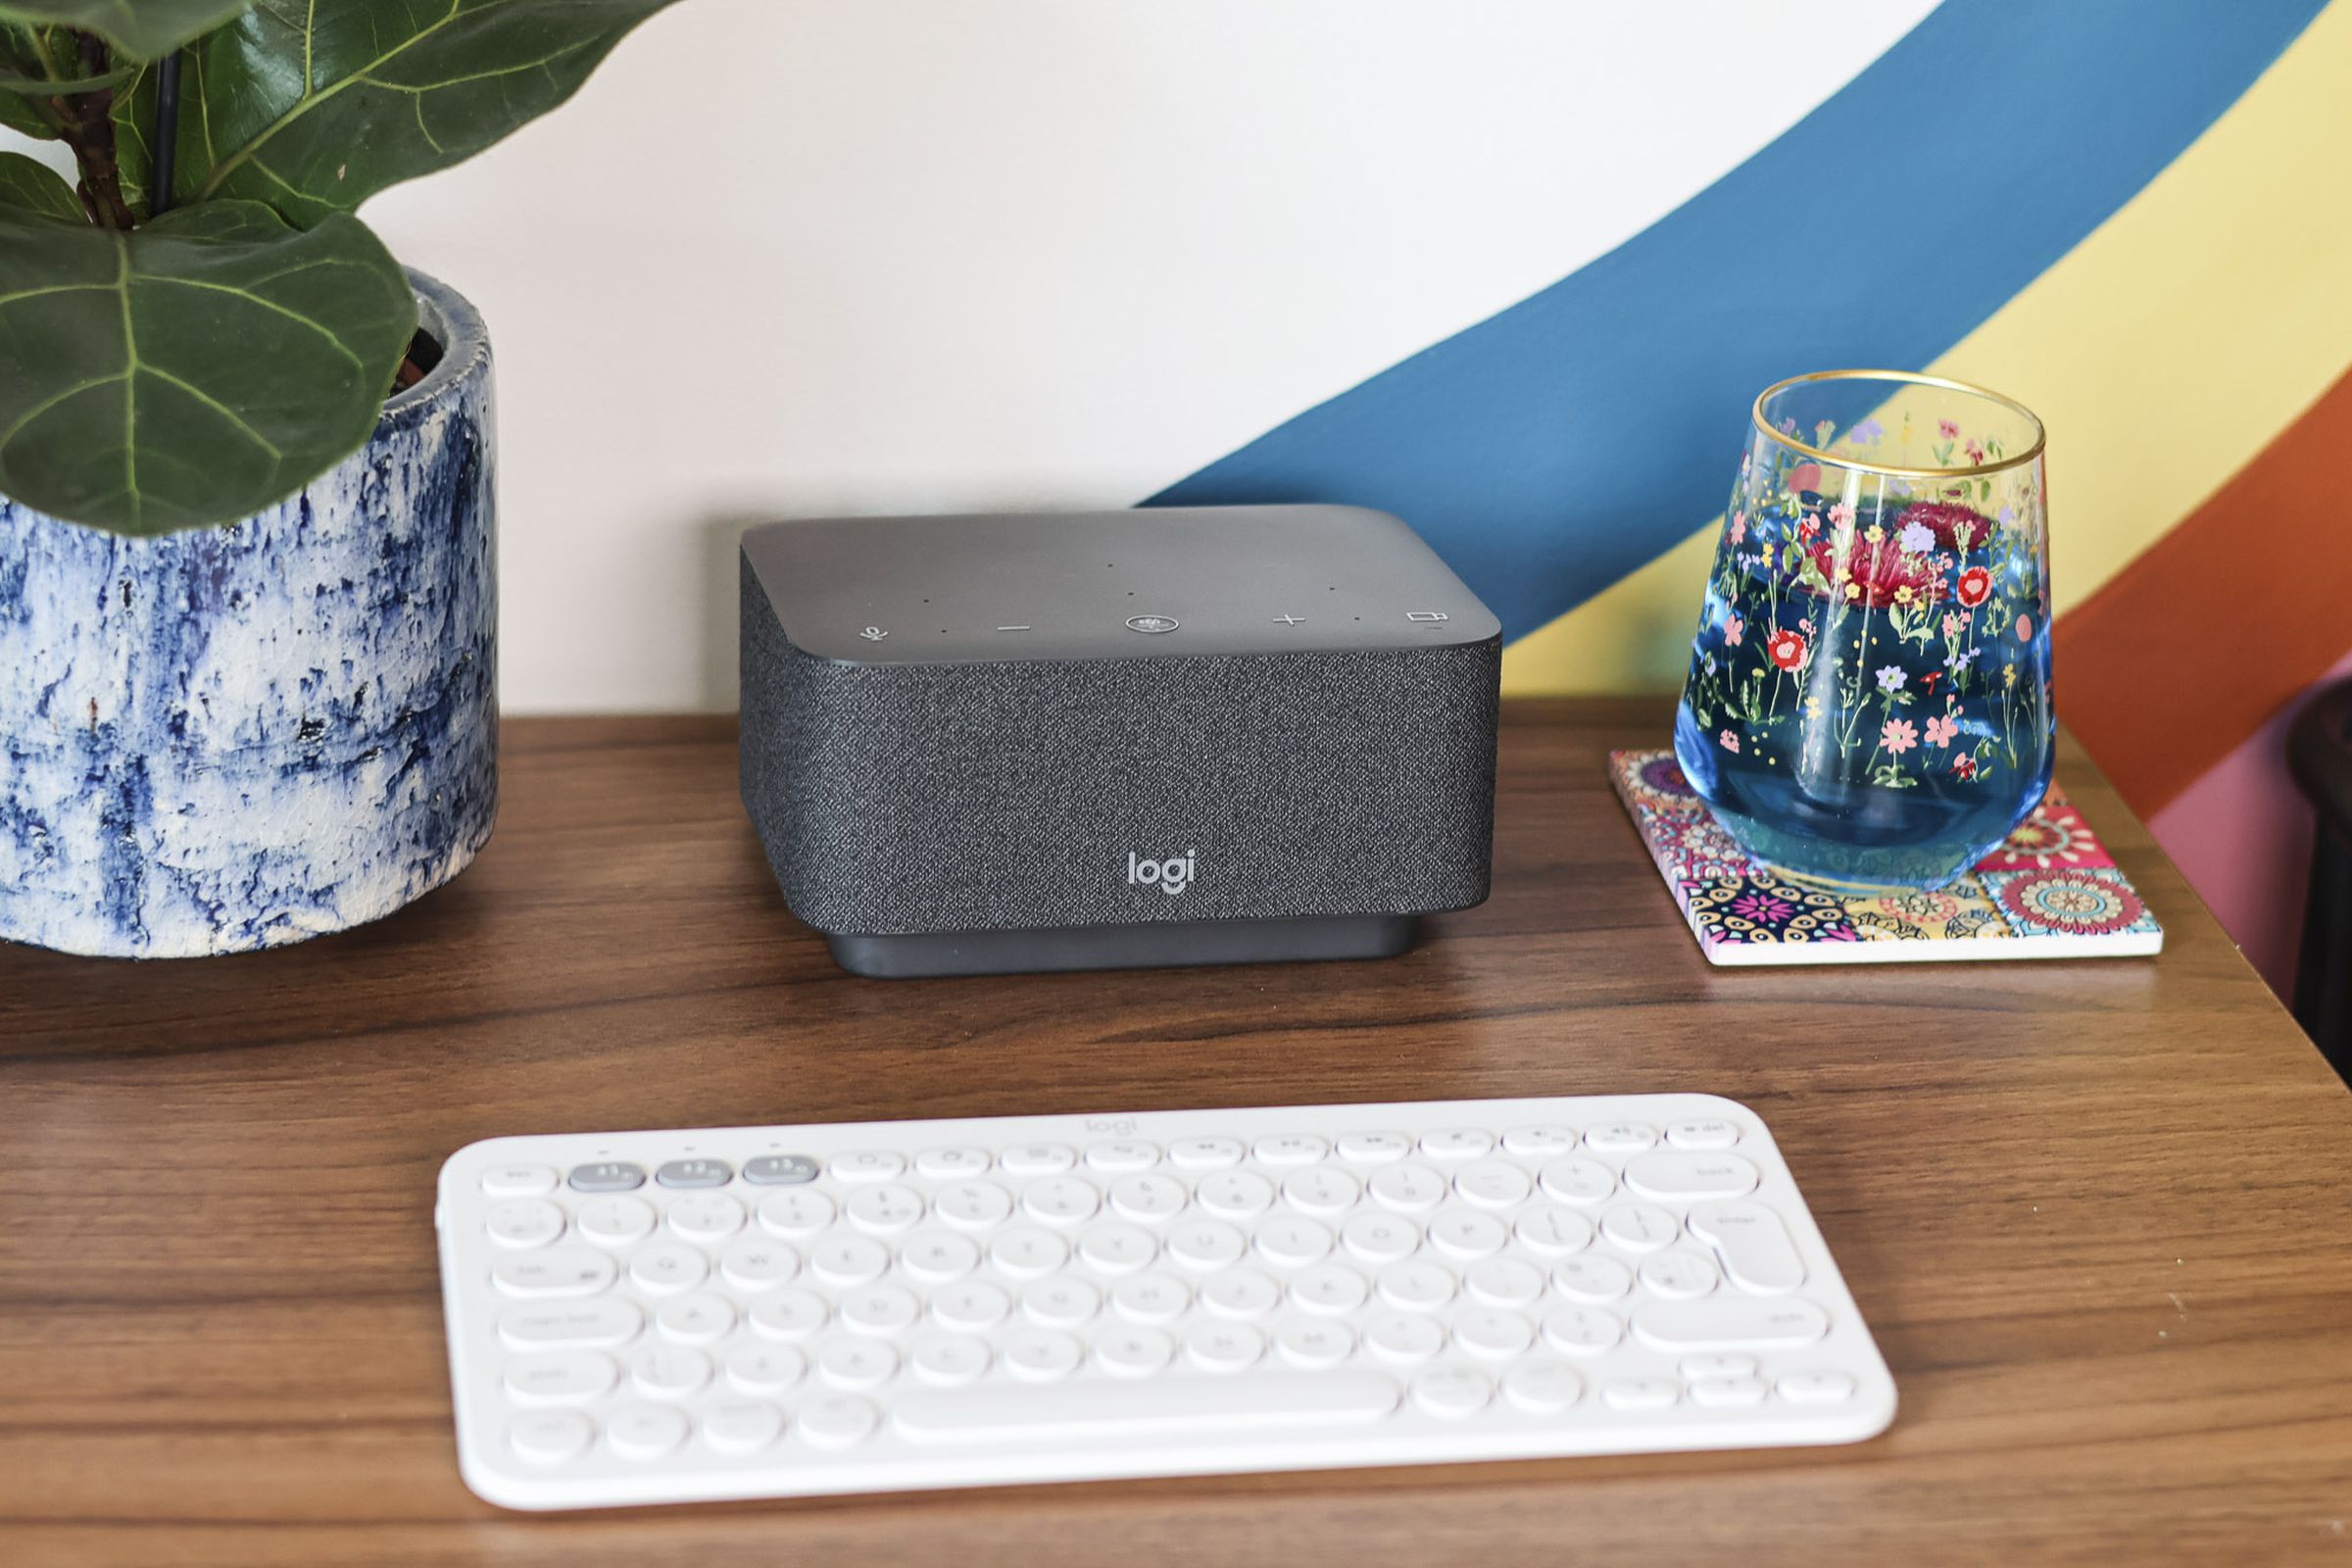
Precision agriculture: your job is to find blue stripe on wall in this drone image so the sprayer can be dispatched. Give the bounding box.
[1147,0,2330,642]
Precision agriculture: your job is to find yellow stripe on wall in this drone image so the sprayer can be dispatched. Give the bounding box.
[1503,0,2352,695]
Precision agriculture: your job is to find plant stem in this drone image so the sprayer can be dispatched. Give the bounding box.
[48,29,133,229]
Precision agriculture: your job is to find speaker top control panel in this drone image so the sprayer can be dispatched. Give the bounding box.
[741,507,1501,664]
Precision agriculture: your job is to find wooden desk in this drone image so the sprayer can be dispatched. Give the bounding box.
[5,702,2349,1567]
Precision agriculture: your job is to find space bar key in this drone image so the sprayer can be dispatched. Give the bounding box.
[893,1371,1402,1444]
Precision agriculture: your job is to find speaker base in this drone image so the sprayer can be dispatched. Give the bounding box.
[824,914,1420,979]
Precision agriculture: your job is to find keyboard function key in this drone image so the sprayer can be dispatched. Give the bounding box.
[655,1157,731,1189]
[1167,1136,1246,1170]
[1585,1122,1660,1154]
[480,1163,559,1198]
[1251,1133,1329,1166]
[830,1150,906,1184]
[913,1146,992,1178]
[1001,1143,1078,1177]
[566,1160,646,1193]
[483,1200,564,1250]
[1500,1125,1579,1155]
[1418,1128,1494,1160]
[1334,1129,1413,1163]
[1667,1117,1743,1151]
[1085,1140,1159,1172]
[508,1409,594,1465]
[742,1153,821,1186]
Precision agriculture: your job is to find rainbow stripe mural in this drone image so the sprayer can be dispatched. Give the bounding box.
[1150,0,2352,998]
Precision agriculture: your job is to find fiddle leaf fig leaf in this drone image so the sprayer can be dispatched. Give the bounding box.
[180,0,686,223]
[0,200,416,536]
[0,148,81,219]
[0,1,256,58]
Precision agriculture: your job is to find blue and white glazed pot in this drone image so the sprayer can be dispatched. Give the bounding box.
[0,271,497,957]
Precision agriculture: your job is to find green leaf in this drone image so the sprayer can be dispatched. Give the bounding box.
[0,23,57,135]
[0,61,132,92]
[176,0,685,223]
[0,200,416,536]
[0,147,81,218]
[0,1,256,58]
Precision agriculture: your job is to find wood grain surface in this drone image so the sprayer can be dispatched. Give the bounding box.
[3,701,2349,1567]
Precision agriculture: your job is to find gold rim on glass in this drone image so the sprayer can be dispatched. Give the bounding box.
[1750,368,2046,480]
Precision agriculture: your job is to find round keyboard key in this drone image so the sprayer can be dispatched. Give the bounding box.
[718,1238,799,1293]
[567,1161,645,1193]
[1513,1206,1594,1258]
[1681,1352,1759,1381]
[913,1145,992,1178]
[1200,1267,1281,1320]
[655,1157,732,1189]
[1095,1326,1177,1377]
[700,1399,784,1454]
[1290,1261,1370,1316]
[629,1345,711,1397]
[1376,1260,1456,1312]
[1690,1374,1770,1407]
[665,1193,746,1243]
[808,1234,891,1288]
[1000,1142,1077,1176]
[797,1392,880,1448]
[1541,1306,1623,1356]
[1002,1327,1084,1381]
[1273,1317,1355,1369]
[1502,1358,1584,1414]
[1077,1221,1158,1274]
[607,1403,690,1459]
[909,1333,992,1387]
[1107,1173,1188,1222]
[749,1288,829,1342]
[1253,1215,1334,1269]
[840,1284,921,1337]
[1463,1256,1545,1308]
[742,1153,820,1186]
[1550,1255,1634,1302]
[932,1280,1012,1333]
[508,1409,594,1465]
[627,1241,709,1296]
[830,1149,906,1183]
[988,1224,1070,1279]
[1586,1121,1660,1154]
[1251,1133,1329,1166]
[1167,1136,1246,1169]
[1339,1212,1420,1263]
[1085,1140,1159,1172]
[492,1246,616,1300]
[499,1298,643,1351]
[481,1163,559,1198]
[1599,1202,1681,1253]
[933,1180,1014,1231]
[1364,1310,1446,1367]
[1196,1170,1276,1220]
[503,1351,617,1405]
[484,1200,564,1250]
[1166,1219,1248,1272]
[1185,1321,1265,1372]
[900,1230,982,1284]
[1777,1370,1858,1404]
[576,1196,657,1248]
[1427,1210,1507,1261]
[1280,1167,1361,1216]
[1367,1162,1446,1213]
[1601,1377,1680,1411]
[1537,1156,1616,1206]
[1111,1271,1191,1324]
[726,1345,806,1394]
[1334,1129,1413,1162]
[1418,1128,1494,1160]
[756,1188,836,1239]
[844,1183,926,1236]
[1412,1365,1494,1417]
[1640,1250,1721,1300]
[654,1293,735,1346]
[1453,1308,1536,1361]
[1452,1160,1533,1210]
[1501,1125,1579,1155]
[1667,1117,1742,1151]
[815,1336,899,1390]
[1021,1176,1102,1226]
[1022,1275,1102,1327]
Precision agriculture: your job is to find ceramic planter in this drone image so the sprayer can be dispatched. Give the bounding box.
[0,272,497,957]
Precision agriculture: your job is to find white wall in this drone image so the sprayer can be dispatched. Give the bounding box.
[16,0,1932,710]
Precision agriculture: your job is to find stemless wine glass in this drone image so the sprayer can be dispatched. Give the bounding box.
[1672,369,2052,890]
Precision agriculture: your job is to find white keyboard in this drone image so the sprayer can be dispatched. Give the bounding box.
[436,1095,1894,1509]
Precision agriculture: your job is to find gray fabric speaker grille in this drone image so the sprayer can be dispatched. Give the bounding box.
[741,562,1497,936]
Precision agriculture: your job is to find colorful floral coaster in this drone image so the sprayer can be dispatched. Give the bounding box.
[1610,750,2163,966]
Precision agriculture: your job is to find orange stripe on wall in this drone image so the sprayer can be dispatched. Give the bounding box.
[2056,363,2352,814]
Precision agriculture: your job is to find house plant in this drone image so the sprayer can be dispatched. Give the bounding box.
[0,0,681,956]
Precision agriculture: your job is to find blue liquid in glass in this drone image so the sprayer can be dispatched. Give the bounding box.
[1673,495,2052,889]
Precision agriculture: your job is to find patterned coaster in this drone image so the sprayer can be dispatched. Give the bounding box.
[1610,750,2163,966]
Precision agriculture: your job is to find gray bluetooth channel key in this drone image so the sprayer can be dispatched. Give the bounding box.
[743,1154,821,1185]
